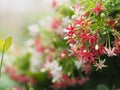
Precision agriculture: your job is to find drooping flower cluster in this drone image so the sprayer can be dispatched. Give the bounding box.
[64,1,120,70]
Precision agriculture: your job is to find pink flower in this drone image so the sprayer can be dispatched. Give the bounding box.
[104,47,116,57]
[74,16,83,26]
[94,59,107,70]
[81,52,95,63]
[79,30,98,44]
[52,0,57,8]
[92,3,106,15]
[65,25,76,37]
[51,18,61,30]
[34,37,46,53]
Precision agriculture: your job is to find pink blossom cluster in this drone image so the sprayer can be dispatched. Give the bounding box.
[5,67,36,84]
[64,2,120,70]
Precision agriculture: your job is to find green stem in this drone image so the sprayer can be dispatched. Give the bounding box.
[100,18,103,32]
[107,33,111,48]
[0,44,5,77]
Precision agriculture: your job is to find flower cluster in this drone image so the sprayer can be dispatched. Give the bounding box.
[4,0,120,90]
[64,0,120,70]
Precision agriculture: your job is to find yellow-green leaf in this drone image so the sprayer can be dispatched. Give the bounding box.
[0,37,12,52]
[0,40,5,51]
[4,37,12,51]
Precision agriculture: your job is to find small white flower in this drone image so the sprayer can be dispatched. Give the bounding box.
[40,60,63,83]
[51,67,62,83]
[94,59,107,70]
[104,47,116,57]
[75,60,84,69]
[28,24,39,37]
[95,44,99,50]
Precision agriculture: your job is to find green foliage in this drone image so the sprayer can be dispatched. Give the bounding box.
[57,4,74,17]
[0,37,12,52]
[15,53,31,73]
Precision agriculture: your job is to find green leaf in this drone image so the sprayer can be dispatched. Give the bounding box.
[0,40,5,51]
[0,37,12,52]
[4,37,12,51]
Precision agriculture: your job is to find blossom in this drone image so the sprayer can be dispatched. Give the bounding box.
[74,16,83,26]
[51,18,61,30]
[94,59,107,70]
[65,25,76,37]
[104,47,116,57]
[41,60,63,83]
[108,18,115,29]
[92,44,105,56]
[28,24,39,37]
[75,59,84,69]
[92,3,106,15]
[79,30,98,44]
[79,51,95,63]
[52,0,57,8]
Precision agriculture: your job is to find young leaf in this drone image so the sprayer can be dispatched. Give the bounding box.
[4,37,12,51]
[0,37,12,52]
[0,40,5,51]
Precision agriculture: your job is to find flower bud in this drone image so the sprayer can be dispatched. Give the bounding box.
[100,13,105,18]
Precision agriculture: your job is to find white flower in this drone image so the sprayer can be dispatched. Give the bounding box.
[94,59,107,70]
[104,47,116,57]
[28,24,39,37]
[41,60,62,83]
[75,60,84,69]
[30,51,43,72]
[51,66,62,83]
[24,39,34,47]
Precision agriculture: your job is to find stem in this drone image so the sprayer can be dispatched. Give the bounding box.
[107,33,111,48]
[100,18,103,32]
[98,56,101,63]
[0,44,5,77]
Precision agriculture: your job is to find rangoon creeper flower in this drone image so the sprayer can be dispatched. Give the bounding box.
[104,47,116,57]
[30,50,43,72]
[92,3,106,15]
[94,59,107,70]
[28,24,39,37]
[75,59,85,69]
[41,60,62,83]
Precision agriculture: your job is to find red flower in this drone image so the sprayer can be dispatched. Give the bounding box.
[52,0,57,8]
[52,74,77,89]
[79,30,98,44]
[74,16,83,26]
[77,77,89,85]
[92,44,105,56]
[92,3,106,15]
[108,18,115,29]
[34,37,46,53]
[81,52,95,63]
[17,75,27,83]
[66,37,76,44]
[51,18,61,30]
[83,64,91,75]
[65,25,76,37]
